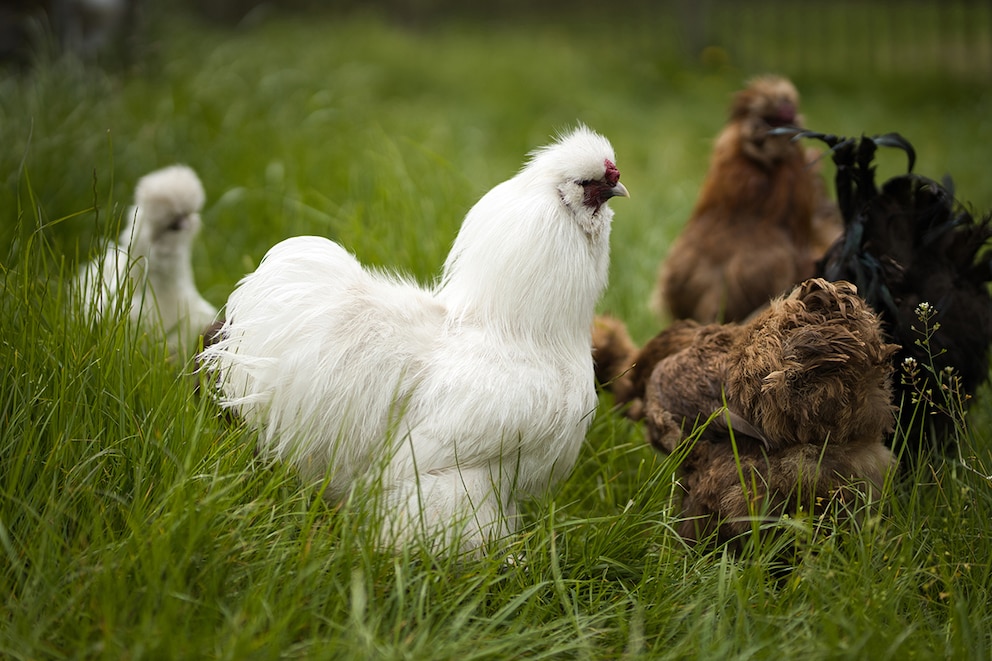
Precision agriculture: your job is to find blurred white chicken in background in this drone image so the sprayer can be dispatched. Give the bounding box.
[76,164,217,357]
[199,126,628,554]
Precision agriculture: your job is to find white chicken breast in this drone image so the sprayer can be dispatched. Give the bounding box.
[76,164,217,357]
[199,126,628,554]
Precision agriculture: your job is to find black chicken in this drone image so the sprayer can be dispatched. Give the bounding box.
[798,130,992,461]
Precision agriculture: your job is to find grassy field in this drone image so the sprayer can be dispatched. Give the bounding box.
[2,6,992,659]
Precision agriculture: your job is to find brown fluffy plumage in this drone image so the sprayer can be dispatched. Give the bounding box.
[640,279,898,546]
[592,314,638,390]
[595,317,701,420]
[655,75,841,323]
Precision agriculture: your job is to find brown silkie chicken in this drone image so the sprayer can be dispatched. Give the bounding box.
[655,75,841,323]
[591,314,638,389]
[593,316,701,420]
[637,279,897,547]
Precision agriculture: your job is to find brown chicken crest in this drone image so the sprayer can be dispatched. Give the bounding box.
[642,278,898,547]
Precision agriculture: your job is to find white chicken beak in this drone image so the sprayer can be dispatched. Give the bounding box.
[611,182,630,199]
[167,214,191,232]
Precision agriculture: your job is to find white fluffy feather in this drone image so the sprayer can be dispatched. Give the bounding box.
[75,164,217,356]
[199,126,628,553]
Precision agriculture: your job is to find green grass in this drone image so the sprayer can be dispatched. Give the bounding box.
[3,7,992,658]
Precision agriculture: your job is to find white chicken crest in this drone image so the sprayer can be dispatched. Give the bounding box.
[75,164,217,357]
[200,126,628,554]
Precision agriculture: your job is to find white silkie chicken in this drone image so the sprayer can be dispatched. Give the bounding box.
[76,164,217,357]
[199,126,628,554]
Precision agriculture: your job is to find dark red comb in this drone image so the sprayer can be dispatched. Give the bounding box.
[604,159,620,186]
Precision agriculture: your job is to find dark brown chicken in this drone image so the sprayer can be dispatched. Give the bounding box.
[655,75,841,323]
[591,313,638,391]
[638,279,897,547]
[593,316,700,420]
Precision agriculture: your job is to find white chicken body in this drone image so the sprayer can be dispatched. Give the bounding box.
[76,164,217,356]
[201,126,627,553]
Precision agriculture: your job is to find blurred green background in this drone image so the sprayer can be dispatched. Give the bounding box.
[2,0,990,341]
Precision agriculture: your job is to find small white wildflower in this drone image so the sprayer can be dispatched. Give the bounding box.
[916,302,932,316]
[903,357,918,369]
[503,553,526,568]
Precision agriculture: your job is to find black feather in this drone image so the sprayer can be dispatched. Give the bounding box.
[802,131,992,461]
